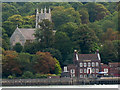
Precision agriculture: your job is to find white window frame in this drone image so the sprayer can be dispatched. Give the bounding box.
[71,69,75,74]
[71,74,75,77]
[92,62,95,67]
[88,62,91,67]
[80,75,83,78]
[80,69,83,73]
[104,68,108,73]
[84,75,87,78]
[80,63,83,67]
[96,62,99,67]
[84,63,87,67]
[92,68,95,73]
[96,69,98,73]
[84,69,87,73]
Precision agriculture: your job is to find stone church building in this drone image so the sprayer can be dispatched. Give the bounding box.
[10,8,52,46]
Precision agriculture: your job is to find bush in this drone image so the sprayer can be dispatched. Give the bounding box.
[22,71,34,79]
[35,73,47,78]
[8,75,14,79]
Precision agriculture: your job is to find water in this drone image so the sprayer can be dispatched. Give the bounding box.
[2,85,119,88]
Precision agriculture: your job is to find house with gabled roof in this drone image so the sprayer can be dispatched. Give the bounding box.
[63,50,101,78]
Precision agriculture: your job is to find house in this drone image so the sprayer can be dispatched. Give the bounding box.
[100,63,110,76]
[10,7,52,46]
[63,50,101,78]
[109,63,120,77]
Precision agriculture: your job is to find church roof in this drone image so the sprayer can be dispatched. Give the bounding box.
[18,28,36,40]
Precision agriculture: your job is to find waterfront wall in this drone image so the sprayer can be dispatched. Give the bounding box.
[2,77,120,86]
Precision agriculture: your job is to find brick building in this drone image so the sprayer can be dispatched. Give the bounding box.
[100,63,110,76]
[63,50,101,78]
[109,63,120,77]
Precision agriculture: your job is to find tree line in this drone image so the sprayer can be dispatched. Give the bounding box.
[1,2,120,78]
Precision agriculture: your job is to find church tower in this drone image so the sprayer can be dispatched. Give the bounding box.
[36,7,52,28]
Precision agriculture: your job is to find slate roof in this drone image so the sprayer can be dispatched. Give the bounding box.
[78,54,99,61]
[18,28,36,40]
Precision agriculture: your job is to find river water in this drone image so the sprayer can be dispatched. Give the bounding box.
[2,85,119,88]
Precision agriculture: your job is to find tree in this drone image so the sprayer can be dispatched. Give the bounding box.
[58,22,78,39]
[23,41,39,54]
[2,50,22,77]
[112,40,120,62]
[2,3,19,22]
[43,48,62,65]
[54,31,73,66]
[34,19,54,48]
[79,9,90,24]
[32,52,57,74]
[85,3,110,22]
[3,21,16,37]
[52,6,81,28]
[16,53,33,73]
[8,14,23,26]
[72,25,98,54]
[2,28,10,50]
[54,58,62,75]
[101,28,119,43]
[100,41,118,64]
[13,43,23,53]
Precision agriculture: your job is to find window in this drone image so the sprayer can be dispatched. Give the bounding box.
[71,74,75,77]
[80,69,83,73]
[64,66,67,72]
[84,63,87,67]
[80,75,83,78]
[96,75,98,77]
[88,62,91,67]
[96,62,99,67]
[92,62,95,67]
[84,69,87,73]
[84,75,87,78]
[92,68,95,73]
[93,74,95,77]
[104,68,108,73]
[96,69,99,73]
[71,69,75,73]
[80,63,83,67]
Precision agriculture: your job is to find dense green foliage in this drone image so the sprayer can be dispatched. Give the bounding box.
[2,2,120,78]
[2,51,61,78]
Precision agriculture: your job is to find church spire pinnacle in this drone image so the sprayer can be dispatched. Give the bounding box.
[41,8,43,13]
[49,7,51,13]
[44,6,46,13]
[36,8,39,14]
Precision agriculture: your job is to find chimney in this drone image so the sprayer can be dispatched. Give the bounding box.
[96,49,101,60]
[74,50,79,61]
